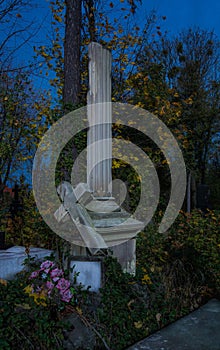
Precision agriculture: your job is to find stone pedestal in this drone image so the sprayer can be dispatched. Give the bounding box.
[56,42,143,277]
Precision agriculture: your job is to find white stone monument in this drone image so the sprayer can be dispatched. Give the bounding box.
[56,42,143,275]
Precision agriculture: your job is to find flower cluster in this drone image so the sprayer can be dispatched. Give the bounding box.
[24,260,74,305]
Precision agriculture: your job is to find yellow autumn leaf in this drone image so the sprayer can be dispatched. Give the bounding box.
[76,306,83,315]
[33,297,47,307]
[33,289,47,305]
[0,279,7,286]
[142,274,152,285]
[136,101,144,108]
[41,52,49,59]
[134,321,143,329]
[54,14,62,23]
[24,285,33,294]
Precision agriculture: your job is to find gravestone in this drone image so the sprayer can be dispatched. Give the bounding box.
[55,42,143,277]
[0,246,53,280]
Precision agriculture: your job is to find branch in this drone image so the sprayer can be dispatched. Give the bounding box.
[1,22,36,67]
[0,61,40,73]
[0,27,28,53]
[0,0,24,22]
[12,323,35,349]
[74,307,111,350]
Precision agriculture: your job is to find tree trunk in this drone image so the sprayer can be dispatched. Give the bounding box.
[62,0,82,181]
[62,0,87,258]
[84,0,96,42]
[63,0,82,108]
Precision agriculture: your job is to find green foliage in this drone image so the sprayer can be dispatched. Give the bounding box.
[171,210,220,289]
[0,71,39,187]
[96,257,149,349]
[0,256,91,350]
[137,209,220,312]
[2,184,56,250]
[0,275,65,349]
[0,209,219,349]
[92,210,219,349]
[206,164,220,210]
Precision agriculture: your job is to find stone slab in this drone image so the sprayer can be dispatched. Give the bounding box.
[0,246,53,280]
[127,299,220,350]
[69,260,102,292]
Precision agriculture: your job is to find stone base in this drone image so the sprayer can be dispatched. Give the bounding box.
[69,256,103,292]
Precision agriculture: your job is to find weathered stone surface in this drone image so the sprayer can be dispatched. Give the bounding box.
[111,239,136,275]
[54,203,69,222]
[74,182,94,205]
[56,181,108,251]
[54,43,143,275]
[0,246,53,280]
[85,198,120,213]
[127,299,220,350]
[63,312,96,350]
[70,259,102,292]
[87,42,112,197]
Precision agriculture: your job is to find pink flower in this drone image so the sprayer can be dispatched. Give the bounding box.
[56,278,70,291]
[60,288,73,303]
[50,268,63,282]
[35,285,42,293]
[46,281,54,295]
[29,270,39,279]
[46,280,54,290]
[40,260,55,271]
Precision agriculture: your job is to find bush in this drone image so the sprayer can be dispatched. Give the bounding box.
[0,276,65,349]
[0,209,219,349]
[0,256,83,350]
[136,209,220,320]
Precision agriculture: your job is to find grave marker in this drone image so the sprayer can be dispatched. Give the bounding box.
[56,42,143,275]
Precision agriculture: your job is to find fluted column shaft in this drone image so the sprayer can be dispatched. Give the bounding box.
[87,42,112,197]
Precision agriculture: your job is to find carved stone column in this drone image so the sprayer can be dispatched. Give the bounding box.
[87,42,112,197]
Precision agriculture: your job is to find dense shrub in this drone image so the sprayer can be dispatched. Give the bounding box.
[0,209,219,349]
[136,209,220,320]
[93,209,219,349]
[0,275,66,349]
[0,256,85,350]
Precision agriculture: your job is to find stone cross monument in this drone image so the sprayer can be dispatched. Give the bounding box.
[55,42,143,274]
